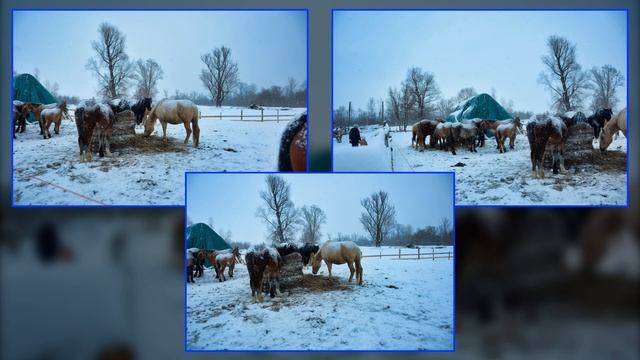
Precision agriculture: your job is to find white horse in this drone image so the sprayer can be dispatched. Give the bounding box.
[311,241,363,285]
[599,108,626,152]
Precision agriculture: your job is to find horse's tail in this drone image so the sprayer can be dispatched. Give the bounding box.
[192,105,200,147]
[278,112,307,172]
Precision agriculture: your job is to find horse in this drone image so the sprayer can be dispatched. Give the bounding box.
[278,113,307,172]
[40,101,68,139]
[334,128,343,143]
[450,123,478,154]
[526,116,569,178]
[586,108,613,139]
[214,247,242,282]
[430,122,453,150]
[299,243,320,266]
[245,248,282,303]
[186,252,196,283]
[311,241,363,285]
[29,102,61,137]
[75,103,114,162]
[131,97,152,125]
[144,99,200,147]
[599,108,627,152]
[558,111,586,128]
[108,98,131,114]
[412,119,439,150]
[496,117,522,153]
[275,243,300,258]
[13,101,35,137]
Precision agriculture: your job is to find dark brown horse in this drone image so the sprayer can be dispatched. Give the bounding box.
[526,116,569,178]
[75,104,115,162]
[13,101,35,137]
[245,248,282,303]
[278,113,307,172]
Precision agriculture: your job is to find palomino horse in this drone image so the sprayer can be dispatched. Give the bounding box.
[278,113,307,172]
[245,248,282,303]
[311,241,363,285]
[526,116,569,178]
[75,103,114,162]
[411,119,439,150]
[599,108,627,152]
[39,101,68,139]
[214,247,242,282]
[131,97,152,125]
[496,117,522,153]
[586,108,613,139]
[144,99,200,147]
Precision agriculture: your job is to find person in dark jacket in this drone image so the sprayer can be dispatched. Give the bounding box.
[349,126,361,147]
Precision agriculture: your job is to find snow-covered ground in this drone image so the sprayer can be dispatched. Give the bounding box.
[333,126,392,171]
[187,245,454,351]
[12,106,305,206]
[333,125,627,206]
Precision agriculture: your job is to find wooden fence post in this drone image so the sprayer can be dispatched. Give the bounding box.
[277,109,280,123]
[219,111,222,120]
[261,109,264,122]
[398,248,401,259]
[418,247,420,260]
[448,251,451,260]
[432,248,435,261]
[241,109,243,121]
[379,250,381,259]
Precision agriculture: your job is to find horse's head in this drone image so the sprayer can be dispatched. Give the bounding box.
[232,247,242,263]
[598,127,612,152]
[144,98,153,110]
[59,101,69,117]
[143,112,155,137]
[311,251,322,274]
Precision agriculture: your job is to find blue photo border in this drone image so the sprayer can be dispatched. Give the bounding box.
[183,170,457,352]
[330,8,630,208]
[10,8,310,208]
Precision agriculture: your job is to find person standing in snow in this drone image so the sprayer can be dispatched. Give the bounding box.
[383,121,390,147]
[349,125,361,147]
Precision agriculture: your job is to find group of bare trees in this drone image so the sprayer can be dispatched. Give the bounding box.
[256,175,328,246]
[86,23,164,100]
[538,35,624,113]
[255,175,451,248]
[85,22,304,107]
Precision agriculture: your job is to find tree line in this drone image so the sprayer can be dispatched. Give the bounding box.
[45,22,305,107]
[335,34,624,130]
[255,175,453,248]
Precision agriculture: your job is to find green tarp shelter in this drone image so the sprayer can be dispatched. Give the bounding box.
[13,73,58,123]
[446,93,512,137]
[187,223,231,266]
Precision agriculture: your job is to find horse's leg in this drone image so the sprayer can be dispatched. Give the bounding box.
[326,261,333,279]
[229,263,234,278]
[192,118,200,147]
[161,121,169,144]
[510,135,515,149]
[356,259,363,285]
[54,118,60,135]
[559,144,567,173]
[347,261,355,283]
[182,121,192,145]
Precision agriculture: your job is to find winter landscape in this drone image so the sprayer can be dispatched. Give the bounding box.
[12,10,307,206]
[333,10,627,206]
[186,173,454,351]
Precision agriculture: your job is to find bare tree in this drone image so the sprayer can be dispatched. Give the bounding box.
[437,217,453,245]
[299,205,327,244]
[387,86,402,127]
[406,67,439,118]
[456,87,477,102]
[256,175,298,245]
[360,191,396,247]
[399,81,415,131]
[285,77,298,98]
[589,64,624,111]
[436,97,457,120]
[86,23,133,100]
[200,46,239,107]
[133,58,164,98]
[538,35,589,112]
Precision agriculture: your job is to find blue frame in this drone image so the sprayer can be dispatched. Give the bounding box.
[183,171,456,352]
[330,8,629,208]
[10,8,309,208]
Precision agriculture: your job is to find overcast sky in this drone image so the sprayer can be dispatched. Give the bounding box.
[186,173,454,245]
[334,10,627,113]
[13,10,306,98]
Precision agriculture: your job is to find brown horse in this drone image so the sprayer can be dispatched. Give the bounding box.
[214,247,242,282]
[144,99,200,147]
[430,122,453,150]
[40,101,68,139]
[75,104,114,162]
[496,117,522,153]
[412,119,440,150]
[30,102,61,137]
[278,113,307,172]
[245,248,282,303]
[526,116,569,178]
[599,108,626,152]
[13,101,36,135]
[311,241,363,285]
[450,123,478,154]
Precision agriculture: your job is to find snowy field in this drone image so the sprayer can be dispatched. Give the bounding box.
[186,245,454,351]
[333,125,627,206]
[12,106,305,206]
